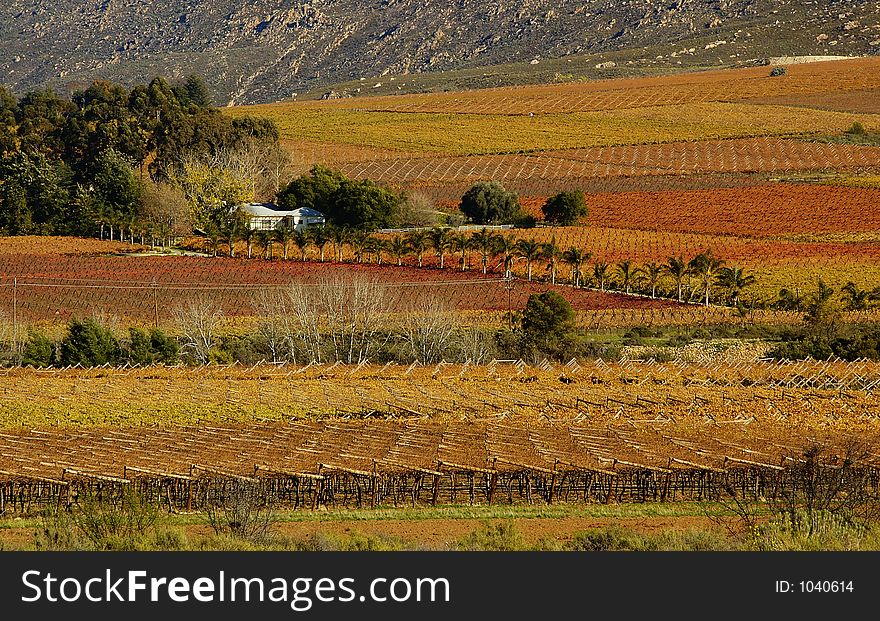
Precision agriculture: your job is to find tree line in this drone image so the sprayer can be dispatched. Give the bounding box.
[0,76,279,240]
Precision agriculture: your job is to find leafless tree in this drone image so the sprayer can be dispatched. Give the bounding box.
[399,191,440,227]
[452,327,496,365]
[401,294,458,363]
[319,275,390,364]
[172,295,224,364]
[251,288,294,363]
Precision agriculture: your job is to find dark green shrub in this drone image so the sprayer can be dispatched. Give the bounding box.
[59,318,121,366]
[21,329,54,367]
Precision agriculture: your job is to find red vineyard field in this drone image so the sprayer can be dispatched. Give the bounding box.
[516,184,880,238]
[0,255,683,323]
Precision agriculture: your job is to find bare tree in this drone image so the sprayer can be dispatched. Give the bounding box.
[401,294,458,363]
[283,283,324,363]
[138,179,193,247]
[319,275,390,364]
[172,295,224,364]
[251,288,292,363]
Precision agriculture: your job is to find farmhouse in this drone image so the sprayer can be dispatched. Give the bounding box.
[237,203,326,232]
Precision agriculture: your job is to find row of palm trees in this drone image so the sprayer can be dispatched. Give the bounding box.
[202,224,758,308]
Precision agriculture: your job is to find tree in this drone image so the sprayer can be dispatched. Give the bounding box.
[494,235,518,278]
[310,226,330,262]
[716,266,756,307]
[292,228,310,261]
[841,282,870,311]
[429,228,454,269]
[401,294,458,363]
[563,248,590,287]
[542,237,562,285]
[138,178,192,246]
[184,75,213,107]
[542,190,587,225]
[470,229,498,274]
[328,178,402,230]
[519,291,576,359]
[127,327,179,365]
[459,181,521,224]
[637,262,664,299]
[804,279,840,340]
[689,250,725,307]
[277,165,345,214]
[451,233,471,271]
[406,230,430,267]
[592,261,609,292]
[173,296,224,364]
[515,238,541,281]
[615,259,636,294]
[388,235,410,266]
[59,318,121,366]
[274,222,295,260]
[665,256,689,303]
[399,191,438,227]
[21,330,55,367]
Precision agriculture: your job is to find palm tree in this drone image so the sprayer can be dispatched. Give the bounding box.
[293,229,310,261]
[592,261,609,292]
[542,237,562,285]
[274,222,295,260]
[689,250,725,307]
[450,233,470,271]
[311,226,330,262]
[716,265,756,307]
[562,248,590,287]
[515,238,541,281]
[637,262,664,299]
[470,229,498,274]
[406,230,430,267]
[615,259,636,294]
[350,230,369,263]
[205,223,221,257]
[664,255,688,302]
[494,235,518,278]
[364,236,386,264]
[841,281,870,311]
[256,230,272,260]
[220,216,243,258]
[243,227,257,259]
[330,226,349,263]
[388,235,410,266]
[429,228,454,270]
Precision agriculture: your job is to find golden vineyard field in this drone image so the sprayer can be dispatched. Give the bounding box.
[1,361,877,432]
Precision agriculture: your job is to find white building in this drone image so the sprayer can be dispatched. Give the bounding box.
[237,203,326,232]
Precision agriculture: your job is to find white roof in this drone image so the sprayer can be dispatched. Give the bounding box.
[238,203,294,217]
[291,207,325,218]
[238,203,324,218]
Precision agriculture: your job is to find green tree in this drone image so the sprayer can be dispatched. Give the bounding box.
[328,178,402,230]
[277,165,346,214]
[542,190,588,225]
[184,75,213,107]
[563,248,590,287]
[841,281,870,311]
[689,250,725,307]
[716,266,757,306]
[459,181,521,224]
[429,228,454,269]
[91,148,142,239]
[21,330,55,367]
[664,255,689,303]
[515,238,541,281]
[519,291,576,358]
[406,230,430,267]
[615,259,636,294]
[470,229,498,274]
[59,318,121,367]
[542,237,562,285]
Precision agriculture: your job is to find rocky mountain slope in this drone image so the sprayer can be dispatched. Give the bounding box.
[1,0,878,104]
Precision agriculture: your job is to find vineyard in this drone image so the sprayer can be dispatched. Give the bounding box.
[0,235,878,324]
[1,360,879,513]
